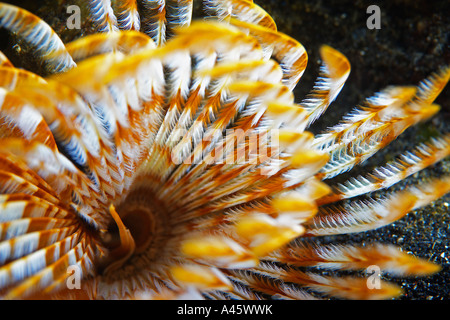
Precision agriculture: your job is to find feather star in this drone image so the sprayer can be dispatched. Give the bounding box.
[0,0,448,300]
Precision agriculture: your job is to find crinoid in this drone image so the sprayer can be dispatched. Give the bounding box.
[0,0,448,300]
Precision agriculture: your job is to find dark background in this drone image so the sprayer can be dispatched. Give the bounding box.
[0,0,448,300]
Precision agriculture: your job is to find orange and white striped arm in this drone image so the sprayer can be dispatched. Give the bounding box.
[0,3,75,73]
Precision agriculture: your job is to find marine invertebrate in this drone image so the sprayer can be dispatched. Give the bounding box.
[0,0,448,300]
